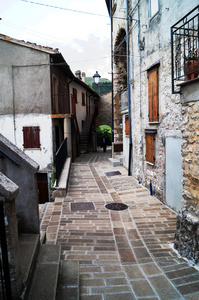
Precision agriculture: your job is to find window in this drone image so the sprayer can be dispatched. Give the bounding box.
[82,92,85,106]
[73,88,77,103]
[23,126,40,149]
[145,129,157,164]
[125,116,129,135]
[150,0,159,18]
[148,65,159,123]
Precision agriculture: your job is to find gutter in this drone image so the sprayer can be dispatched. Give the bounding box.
[126,0,132,176]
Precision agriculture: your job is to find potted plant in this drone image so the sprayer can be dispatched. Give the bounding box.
[183,48,199,81]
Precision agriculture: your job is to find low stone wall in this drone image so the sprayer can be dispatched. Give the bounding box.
[181,100,199,209]
[174,207,199,263]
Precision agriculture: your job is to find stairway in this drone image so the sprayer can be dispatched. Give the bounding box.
[108,152,123,167]
[20,240,79,300]
[80,115,93,153]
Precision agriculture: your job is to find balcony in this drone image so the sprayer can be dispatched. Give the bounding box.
[171,5,199,94]
[52,94,68,115]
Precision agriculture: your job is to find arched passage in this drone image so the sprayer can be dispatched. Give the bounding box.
[97,125,112,147]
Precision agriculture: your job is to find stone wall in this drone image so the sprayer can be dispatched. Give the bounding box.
[95,92,112,128]
[174,82,199,263]
[175,209,199,263]
[181,100,199,209]
[0,173,23,299]
[0,133,39,233]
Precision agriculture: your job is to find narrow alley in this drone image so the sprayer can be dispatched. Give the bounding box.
[40,149,199,300]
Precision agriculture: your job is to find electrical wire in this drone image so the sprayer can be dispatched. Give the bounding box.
[21,0,110,18]
[20,0,127,20]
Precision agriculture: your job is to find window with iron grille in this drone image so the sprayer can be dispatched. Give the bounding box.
[23,126,40,149]
[82,92,85,106]
[171,5,199,94]
[73,88,77,103]
[148,65,159,123]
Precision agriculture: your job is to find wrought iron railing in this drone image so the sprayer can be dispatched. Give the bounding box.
[171,5,199,94]
[0,200,12,300]
[55,138,67,185]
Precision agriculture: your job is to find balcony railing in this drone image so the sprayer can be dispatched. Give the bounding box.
[52,94,68,114]
[171,5,199,94]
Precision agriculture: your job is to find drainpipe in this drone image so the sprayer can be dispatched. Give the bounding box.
[126,0,132,176]
[12,66,17,145]
[110,1,114,143]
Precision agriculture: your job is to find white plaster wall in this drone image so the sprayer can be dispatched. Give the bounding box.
[0,114,53,170]
[70,82,86,133]
[70,81,95,133]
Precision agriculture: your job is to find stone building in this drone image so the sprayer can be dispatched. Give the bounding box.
[105,1,199,262]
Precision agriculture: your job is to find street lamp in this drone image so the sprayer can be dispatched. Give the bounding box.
[93,71,101,85]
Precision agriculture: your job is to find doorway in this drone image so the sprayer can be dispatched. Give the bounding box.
[166,134,182,212]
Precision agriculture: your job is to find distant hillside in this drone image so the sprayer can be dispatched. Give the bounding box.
[86,77,112,96]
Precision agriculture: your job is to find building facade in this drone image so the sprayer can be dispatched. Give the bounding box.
[106,0,199,262]
[0,34,99,202]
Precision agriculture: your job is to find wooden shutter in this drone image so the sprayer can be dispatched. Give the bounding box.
[148,67,159,122]
[23,126,40,148]
[23,127,31,148]
[73,88,77,103]
[82,93,85,106]
[146,132,155,164]
[125,116,129,135]
[32,126,40,148]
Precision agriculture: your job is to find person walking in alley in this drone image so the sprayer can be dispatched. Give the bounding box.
[102,135,107,152]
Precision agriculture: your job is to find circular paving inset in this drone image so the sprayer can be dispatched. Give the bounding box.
[105,203,128,211]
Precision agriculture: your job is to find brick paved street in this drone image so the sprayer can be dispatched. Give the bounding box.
[41,149,199,299]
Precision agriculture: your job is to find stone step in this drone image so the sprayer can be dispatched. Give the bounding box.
[115,154,123,163]
[26,244,61,300]
[56,260,79,300]
[108,157,122,167]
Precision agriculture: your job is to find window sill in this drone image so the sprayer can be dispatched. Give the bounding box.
[149,122,159,125]
[146,161,154,166]
[24,148,41,151]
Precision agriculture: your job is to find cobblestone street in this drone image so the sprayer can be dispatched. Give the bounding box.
[40,149,199,299]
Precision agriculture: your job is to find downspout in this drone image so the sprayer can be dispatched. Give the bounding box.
[138,3,144,182]
[126,0,132,176]
[110,1,114,143]
[12,66,17,145]
[67,78,74,113]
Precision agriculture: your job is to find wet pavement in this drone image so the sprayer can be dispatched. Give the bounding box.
[40,149,199,299]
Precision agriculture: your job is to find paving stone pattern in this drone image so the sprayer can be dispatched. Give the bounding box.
[40,150,199,299]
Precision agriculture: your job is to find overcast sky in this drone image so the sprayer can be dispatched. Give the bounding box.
[1,0,111,79]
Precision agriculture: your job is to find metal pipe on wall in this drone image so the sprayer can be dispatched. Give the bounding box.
[126,0,132,176]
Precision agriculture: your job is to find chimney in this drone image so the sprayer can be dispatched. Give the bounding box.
[82,72,86,83]
[75,70,82,80]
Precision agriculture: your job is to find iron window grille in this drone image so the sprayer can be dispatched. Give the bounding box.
[171,5,199,94]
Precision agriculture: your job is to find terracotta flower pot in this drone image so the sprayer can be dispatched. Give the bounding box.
[183,59,199,81]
